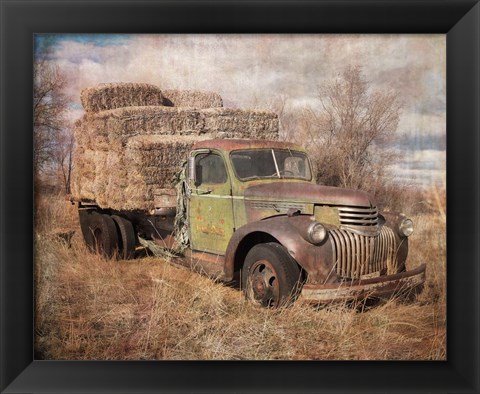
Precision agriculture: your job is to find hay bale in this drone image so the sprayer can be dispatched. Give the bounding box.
[75,106,279,143]
[81,84,224,112]
[107,106,203,138]
[72,134,210,210]
[162,89,223,108]
[81,83,165,113]
[72,147,146,211]
[96,150,130,209]
[201,108,279,140]
[70,147,104,202]
[125,135,207,188]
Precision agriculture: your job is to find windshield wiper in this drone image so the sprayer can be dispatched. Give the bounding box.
[271,149,281,178]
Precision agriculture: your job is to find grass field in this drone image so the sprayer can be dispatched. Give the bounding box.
[34,188,446,360]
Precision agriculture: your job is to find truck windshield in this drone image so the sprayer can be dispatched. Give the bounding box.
[231,149,312,181]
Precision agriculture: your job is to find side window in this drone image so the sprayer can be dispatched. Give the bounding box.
[195,153,227,185]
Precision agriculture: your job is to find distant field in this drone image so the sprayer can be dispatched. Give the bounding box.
[34,190,446,360]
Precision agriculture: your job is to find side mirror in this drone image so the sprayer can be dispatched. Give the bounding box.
[188,157,196,183]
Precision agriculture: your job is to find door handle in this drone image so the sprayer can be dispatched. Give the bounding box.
[194,188,212,195]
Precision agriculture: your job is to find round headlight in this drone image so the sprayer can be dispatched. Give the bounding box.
[399,218,414,237]
[308,222,327,244]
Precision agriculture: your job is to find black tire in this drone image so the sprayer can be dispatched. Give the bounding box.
[79,211,119,258]
[111,215,136,260]
[242,242,302,308]
[79,209,94,243]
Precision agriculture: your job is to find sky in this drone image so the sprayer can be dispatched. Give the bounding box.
[35,34,446,187]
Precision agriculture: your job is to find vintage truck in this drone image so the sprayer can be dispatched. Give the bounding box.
[77,138,426,307]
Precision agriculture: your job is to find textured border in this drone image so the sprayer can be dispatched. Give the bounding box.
[1,0,479,393]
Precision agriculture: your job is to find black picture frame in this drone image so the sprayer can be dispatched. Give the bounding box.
[1,0,479,393]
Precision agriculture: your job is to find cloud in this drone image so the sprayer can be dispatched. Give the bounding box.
[386,148,446,186]
[41,34,445,108]
[396,111,446,145]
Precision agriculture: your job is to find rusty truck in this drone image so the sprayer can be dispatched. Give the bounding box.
[75,138,426,307]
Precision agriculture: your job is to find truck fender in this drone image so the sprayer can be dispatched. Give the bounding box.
[224,215,336,284]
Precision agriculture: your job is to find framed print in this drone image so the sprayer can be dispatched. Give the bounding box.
[1,0,479,393]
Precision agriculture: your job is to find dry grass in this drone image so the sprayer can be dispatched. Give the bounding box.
[34,187,446,360]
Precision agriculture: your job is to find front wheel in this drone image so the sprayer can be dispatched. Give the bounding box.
[242,243,302,308]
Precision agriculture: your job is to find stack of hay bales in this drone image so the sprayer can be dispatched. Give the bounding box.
[71,83,279,211]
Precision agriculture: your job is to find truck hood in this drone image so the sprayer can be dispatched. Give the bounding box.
[244,182,376,207]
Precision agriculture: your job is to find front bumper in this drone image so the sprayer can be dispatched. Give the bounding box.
[300,264,426,304]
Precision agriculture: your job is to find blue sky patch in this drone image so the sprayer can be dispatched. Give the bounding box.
[34,34,132,58]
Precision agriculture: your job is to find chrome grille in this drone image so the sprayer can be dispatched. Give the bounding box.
[330,226,397,279]
[338,206,379,235]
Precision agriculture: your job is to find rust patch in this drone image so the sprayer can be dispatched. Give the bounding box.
[192,138,305,152]
[196,223,225,236]
[245,182,375,207]
[300,263,426,304]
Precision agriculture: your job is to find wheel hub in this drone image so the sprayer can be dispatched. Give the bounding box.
[252,275,266,297]
[249,260,279,307]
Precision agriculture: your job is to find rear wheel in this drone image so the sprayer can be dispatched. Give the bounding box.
[79,210,119,258]
[242,242,302,308]
[112,215,136,259]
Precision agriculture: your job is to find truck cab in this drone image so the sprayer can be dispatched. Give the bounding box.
[184,139,426,307]
[187,139,314,254]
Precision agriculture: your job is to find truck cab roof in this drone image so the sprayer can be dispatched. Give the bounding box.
[191,138,306,153]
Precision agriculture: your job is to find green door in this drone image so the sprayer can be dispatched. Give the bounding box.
[188,152,234,254]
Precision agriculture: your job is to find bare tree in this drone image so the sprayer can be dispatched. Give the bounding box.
[34,59,75,194]
[33,59,69,174]
[53,128,75,194]
[251,94,299,141]
[301,65,401,191]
